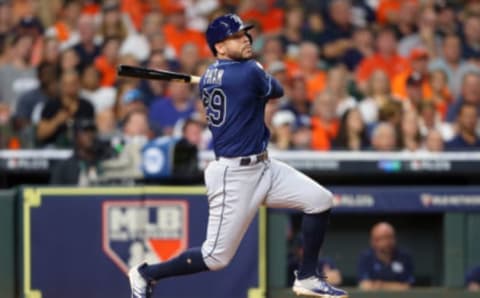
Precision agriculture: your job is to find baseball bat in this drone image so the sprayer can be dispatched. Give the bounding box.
[117,65,201,84]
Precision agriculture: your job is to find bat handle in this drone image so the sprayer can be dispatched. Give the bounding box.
[190,76,201,84]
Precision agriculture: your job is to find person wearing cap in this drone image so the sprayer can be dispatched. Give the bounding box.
[50,118,101,185]
[391,47,432,100]
[269,109,296,150]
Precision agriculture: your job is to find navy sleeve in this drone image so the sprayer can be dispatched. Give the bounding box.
[466,266,480,284]
[249,60,284,99]
[402,252,415,284]
[357,251,371,282]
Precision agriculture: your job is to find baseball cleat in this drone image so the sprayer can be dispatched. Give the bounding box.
[129,263,154,298]
[292,274,348,298]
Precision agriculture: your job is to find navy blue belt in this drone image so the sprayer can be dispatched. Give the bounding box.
[216,151,269,166]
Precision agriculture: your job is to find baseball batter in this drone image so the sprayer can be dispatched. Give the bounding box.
[129,14,348,298]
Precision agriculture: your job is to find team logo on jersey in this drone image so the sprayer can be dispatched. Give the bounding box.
[102,200,189,274]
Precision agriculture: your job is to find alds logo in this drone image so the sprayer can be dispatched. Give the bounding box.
[102,200,189,273]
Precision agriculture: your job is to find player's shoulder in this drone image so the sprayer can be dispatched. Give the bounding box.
[243,59,266,72]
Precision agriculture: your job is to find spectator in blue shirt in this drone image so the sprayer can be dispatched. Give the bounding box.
[466,265,480,291]
[358,222,414,290]
[148,81,195,136]
[445,103,480,151]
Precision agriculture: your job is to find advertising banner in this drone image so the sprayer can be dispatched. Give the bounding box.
[20,187,260,298]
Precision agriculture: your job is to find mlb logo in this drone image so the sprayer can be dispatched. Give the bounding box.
[102,200,189,274]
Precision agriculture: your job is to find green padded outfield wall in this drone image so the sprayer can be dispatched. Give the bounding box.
[0,190,15,298]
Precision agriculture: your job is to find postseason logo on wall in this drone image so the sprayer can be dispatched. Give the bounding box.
[102,200,189,274]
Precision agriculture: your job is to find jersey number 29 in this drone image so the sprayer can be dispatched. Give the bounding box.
[202,88,227,127]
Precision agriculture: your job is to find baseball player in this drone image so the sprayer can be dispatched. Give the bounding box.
[129,14,348,298]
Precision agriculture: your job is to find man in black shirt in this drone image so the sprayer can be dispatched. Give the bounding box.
[36,70,94,148]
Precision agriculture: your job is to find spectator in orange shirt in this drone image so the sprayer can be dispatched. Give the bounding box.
[391,48,432,100]
[294,42,327,102]
[94,37,121,87]
[240,0,284,35]
[162,5,209,59]
[356,27,410,93]
[121,0,151,31]
[376,0,418,26]
[310,90,340,151]
[45,0,82,50]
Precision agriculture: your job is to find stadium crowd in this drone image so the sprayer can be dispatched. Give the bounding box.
[0,0,480,153]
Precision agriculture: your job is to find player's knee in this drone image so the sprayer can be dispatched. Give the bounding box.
[204,254,232,271]
[305,188,333,214]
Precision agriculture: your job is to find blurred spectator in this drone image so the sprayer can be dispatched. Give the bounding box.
[392,47,431,101]
[41,36,61,65]
[114,83,146,124]
[240,0,284,35]
[397,7,440,58]
[0,34,38,117]
[162,4,209,58]
[73,14,100,71]
[279,5,303,58]
[332,107,369,151]
[302,11,325,47]
[358,222,414,290]
[326,65,357,117]
[422,129,444,152]
[403,72,425,114]
[370,122,398,151]
[321,0,355,65]
[59,47,81,73]
[269,110,296,150]
[400,112,421,151]
[148,82,195,136]
[136,50,168,106]
[356,27,410,93]
[343,27,375,71]
[119,12,163,62]
[466,265,480,291]
[268,61,291,100]
[295,42,327,101]
[50,118,102,185]
[434,1,460,37]
[310,90,340,151]
[428,34,465,97]
[14,62,58,131]
[446,72,480,122]
[461,15,480,59]
[445,103,480,150]
[292,124,312,150]
[0,1,14,40]
[391,1,419,39]
[101,109,151,181]
[418,100,454,141]
[99,0,134,42]
[36,70,94,148]
[16,16,45,67]
[183,0,219,32]
[280,74,310,128]
[94,37,121,87]
[359,70,394,126]
[45,0,82,50]
[177,42,201,75]
[428,68,452,119]
[260,36,285,70]
[80,64,116,113]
